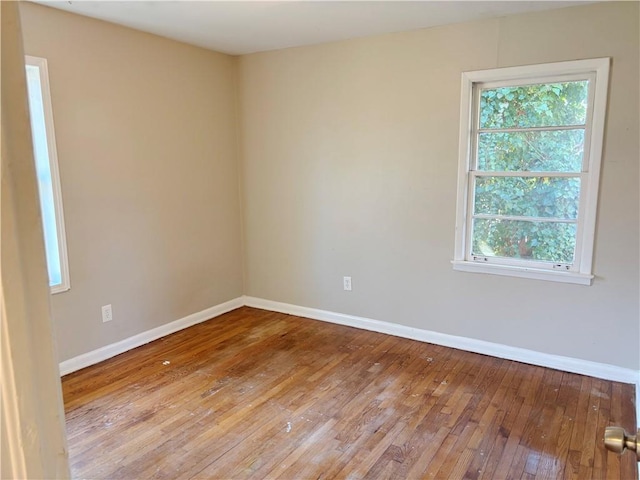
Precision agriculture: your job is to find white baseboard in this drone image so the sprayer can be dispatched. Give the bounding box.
[243,296,640,388]
[60,294,639,427]
[58,297,245,376]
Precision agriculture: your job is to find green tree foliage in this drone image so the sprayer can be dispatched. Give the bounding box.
[479,81,588,129]
[472,81,589,264]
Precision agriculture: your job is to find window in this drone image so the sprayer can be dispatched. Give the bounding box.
[25,55,70,293]
[453,58,610,285]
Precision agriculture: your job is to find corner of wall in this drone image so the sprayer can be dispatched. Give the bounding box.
[231,55,248,296]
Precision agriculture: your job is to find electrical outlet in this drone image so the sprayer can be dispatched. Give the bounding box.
[343,276,352,291]
[102,304,113,323]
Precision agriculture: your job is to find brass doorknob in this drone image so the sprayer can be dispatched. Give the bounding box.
[604,426,640,460]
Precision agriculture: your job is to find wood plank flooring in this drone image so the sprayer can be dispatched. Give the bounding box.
[62,307,637,479]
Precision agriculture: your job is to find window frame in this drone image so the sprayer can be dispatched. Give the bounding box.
[452,58,610,285]
[25,55,70,294]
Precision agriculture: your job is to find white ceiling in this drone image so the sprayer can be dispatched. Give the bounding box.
[36,1,591,56]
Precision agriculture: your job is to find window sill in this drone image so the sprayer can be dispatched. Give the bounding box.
[451,260,593,285]
[51,284,70,295]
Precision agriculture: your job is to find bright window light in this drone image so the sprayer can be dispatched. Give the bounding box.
[25,55,70,294]
[453,59,610,285]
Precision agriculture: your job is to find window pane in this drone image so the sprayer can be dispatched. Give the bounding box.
[479,81,589,129]
[26,64,62,287]
[474,176,580,219]
[477,129,584,172]
[472,218,576,263]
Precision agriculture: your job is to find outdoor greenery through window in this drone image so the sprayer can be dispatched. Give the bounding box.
[453,59,610,285]
[472,81,587,264]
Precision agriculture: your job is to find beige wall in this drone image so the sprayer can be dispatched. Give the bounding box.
[2,2,69,476]
[239,2,640,369]
[16,2,639,371]
[19,3,244,361]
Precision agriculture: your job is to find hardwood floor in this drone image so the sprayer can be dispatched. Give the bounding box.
[62,307,637,479]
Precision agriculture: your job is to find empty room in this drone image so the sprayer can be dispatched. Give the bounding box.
[2,0,639,478]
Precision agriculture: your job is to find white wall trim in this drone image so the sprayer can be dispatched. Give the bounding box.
[243,296,639,386]
[58,297,244,376]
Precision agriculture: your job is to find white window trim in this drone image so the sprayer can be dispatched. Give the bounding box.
[452,58,610,286]
[25,55,70,294]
